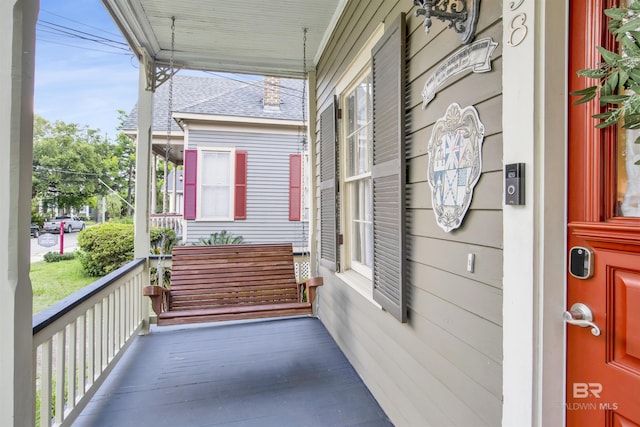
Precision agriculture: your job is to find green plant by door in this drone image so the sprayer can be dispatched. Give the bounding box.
[571,0,640,166]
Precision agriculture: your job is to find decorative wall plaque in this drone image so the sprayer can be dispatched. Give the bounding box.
[427,103,485,232]
[421,38,498,108]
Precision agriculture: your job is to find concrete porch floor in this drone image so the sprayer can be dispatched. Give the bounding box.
[73,316,393,426]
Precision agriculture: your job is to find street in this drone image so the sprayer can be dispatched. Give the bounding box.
[31,231,79,263]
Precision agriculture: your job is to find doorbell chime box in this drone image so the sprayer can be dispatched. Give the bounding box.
[505,163,525,205]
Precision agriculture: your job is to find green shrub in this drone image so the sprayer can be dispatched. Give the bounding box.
[108,216,133,224]
[31,212,46,227]
[43,251,76,263]
[77,223,176,276]
[151,228,179,255]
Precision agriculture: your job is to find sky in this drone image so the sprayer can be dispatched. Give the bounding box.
[34,1,285,140]
[35,0,141,139]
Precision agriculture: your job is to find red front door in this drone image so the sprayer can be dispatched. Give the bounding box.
[568,1,640,425]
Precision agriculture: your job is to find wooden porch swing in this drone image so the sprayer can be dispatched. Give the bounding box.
[143,243,323,326]
[143,25,322,326]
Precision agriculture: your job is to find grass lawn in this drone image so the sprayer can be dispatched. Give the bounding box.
[30,258,96,314]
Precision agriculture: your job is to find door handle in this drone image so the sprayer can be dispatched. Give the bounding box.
[563,303,601,336]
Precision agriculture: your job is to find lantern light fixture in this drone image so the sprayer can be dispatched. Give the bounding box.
[413,0,481,44]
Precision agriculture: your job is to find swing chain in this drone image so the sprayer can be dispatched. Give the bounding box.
[155,17,176,287]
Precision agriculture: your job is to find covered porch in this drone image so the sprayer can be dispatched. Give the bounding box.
[74,317,391,427]
[2,1,361,425]
[31,259,387,426]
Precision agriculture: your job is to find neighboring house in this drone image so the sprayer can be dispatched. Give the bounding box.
[164,169,183,215]
[124,75,309,249]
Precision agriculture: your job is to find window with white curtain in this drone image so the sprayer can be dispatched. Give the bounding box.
[198,148,234,220]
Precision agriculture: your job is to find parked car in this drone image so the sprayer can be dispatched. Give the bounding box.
[30,223,41,238]
[42,215,86,233]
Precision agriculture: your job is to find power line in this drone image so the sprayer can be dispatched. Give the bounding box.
[37,38,133,56]
[38,20,129,47]
[37,21,130,52]
[32,166,106,178]
[40,8,124,39]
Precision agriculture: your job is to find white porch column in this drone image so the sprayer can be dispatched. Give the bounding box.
[502,1,568,426]
[151,154,157,214]
[0,1,38,425]
[171,162,178,213]
[134,61,153,333]
[307,71,318,275]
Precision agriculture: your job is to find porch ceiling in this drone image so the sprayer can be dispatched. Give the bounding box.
[101,0,346,77]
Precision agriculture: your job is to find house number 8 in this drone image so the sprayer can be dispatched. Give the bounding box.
[507,13,528,47]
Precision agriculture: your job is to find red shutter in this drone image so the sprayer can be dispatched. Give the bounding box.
[289,154,302,221]
[183,149,198,220]
[235,151,247,220]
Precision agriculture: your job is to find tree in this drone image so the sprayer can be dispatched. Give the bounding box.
[113,111,136,216]
[32,116,115,213]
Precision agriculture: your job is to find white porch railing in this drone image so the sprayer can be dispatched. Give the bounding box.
[32,258,148,427]
[150,214,184,240]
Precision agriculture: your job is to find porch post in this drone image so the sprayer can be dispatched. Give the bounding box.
[171,162,178,213]
[307,71,319,276]
[0,0,38,425]
[134,61,153,333]
[502,1,568,426]
[151,154,157,214]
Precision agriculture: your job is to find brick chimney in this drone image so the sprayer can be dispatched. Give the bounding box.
[263,76,281,111]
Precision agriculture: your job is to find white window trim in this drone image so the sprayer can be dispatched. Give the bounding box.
[336,270,381,308]
[196,147,236,221]
[335,25,384,285]
[300,150,310,223]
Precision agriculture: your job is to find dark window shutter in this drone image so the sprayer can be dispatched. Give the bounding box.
[371,13,407,322]
[319,98,339,271]
[183,149,198,220]
[289,154,302,221]
[235,151,247,220]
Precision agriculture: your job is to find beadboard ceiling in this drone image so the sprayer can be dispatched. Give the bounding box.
[102,0,347,77]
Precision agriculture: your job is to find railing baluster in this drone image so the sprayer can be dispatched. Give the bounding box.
[102,296,109,368]
[95,300,103,378]
[77,313,86,400]
[120,283,126,346]
[54,329,65,424]
[40,340,52,427]
[114,287,121,353]
[86,307,95,387]
[108,293,115,361]
[67,320,77,412]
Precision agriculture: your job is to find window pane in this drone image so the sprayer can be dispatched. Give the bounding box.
[357,128,369,175]
[617,127,640,216]
[201,186,230,217]
[350,178,373,268]
[357,80,368,129]
[348,93,356,135]
[202,152,230,184]
[200,151,231,218]
[347,135,356,177]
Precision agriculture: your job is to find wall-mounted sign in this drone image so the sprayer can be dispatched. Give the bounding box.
[422,38,498,109]
[427,103,485,232]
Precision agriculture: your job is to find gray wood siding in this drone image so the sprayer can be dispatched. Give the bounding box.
[313,1,503,426]
[186,130,308,247]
